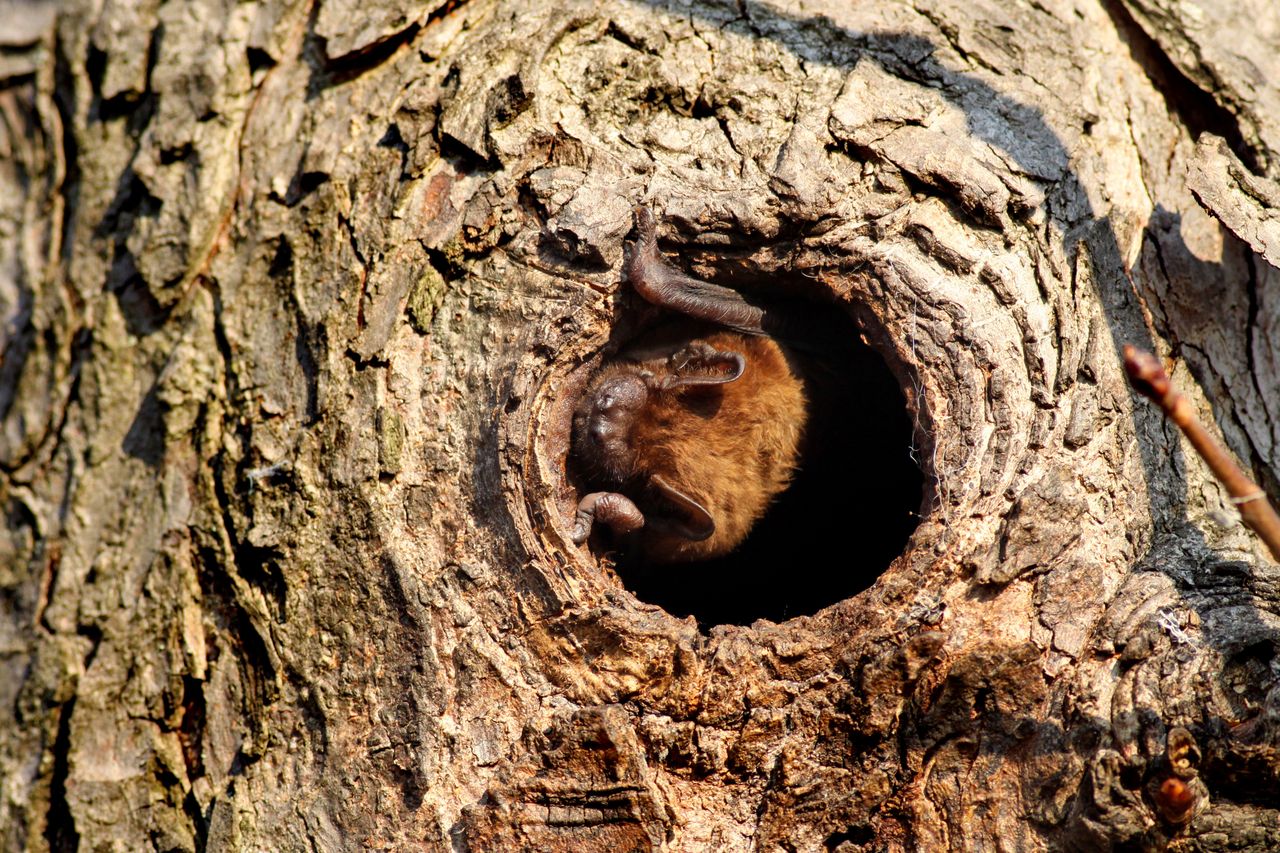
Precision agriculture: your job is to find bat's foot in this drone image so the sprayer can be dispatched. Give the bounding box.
[571,492,646,545]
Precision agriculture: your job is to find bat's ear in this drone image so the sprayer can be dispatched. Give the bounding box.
[648,474,715,541]
[662,350,745,390]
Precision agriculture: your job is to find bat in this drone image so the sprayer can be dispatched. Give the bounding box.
[569,206,809,563]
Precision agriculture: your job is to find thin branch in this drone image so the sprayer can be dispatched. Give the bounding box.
[1123,345,1280,562]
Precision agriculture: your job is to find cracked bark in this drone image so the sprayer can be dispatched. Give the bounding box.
[3,0,1280,850]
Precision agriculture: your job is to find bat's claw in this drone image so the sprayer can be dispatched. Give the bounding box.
[570,515,591,544]
[632,204,656,238]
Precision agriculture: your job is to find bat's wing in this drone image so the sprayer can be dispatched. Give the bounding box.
[625,205,840,352]
[626,206,767,336]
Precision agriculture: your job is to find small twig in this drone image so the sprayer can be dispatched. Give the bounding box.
[1123,345,1280,562]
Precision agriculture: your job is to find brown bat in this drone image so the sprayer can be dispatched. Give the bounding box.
[569,206,808,562]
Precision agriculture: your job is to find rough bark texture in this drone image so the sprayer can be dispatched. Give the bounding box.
[4,0,1280,850]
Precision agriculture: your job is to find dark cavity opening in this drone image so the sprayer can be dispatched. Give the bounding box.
[604,299,923,628]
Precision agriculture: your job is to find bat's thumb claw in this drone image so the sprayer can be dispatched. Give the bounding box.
[632,204,656,241]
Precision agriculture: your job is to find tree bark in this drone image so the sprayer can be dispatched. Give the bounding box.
[3,0,1280,850]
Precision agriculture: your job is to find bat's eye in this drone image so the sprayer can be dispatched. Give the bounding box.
[592,374,647,416]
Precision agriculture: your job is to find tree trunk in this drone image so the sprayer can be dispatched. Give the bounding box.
[3,0,1280,849]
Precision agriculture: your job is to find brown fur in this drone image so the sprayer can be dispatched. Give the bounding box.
[600,330,806,561]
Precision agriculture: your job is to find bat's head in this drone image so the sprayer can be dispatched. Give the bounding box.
[572,366,649,484]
